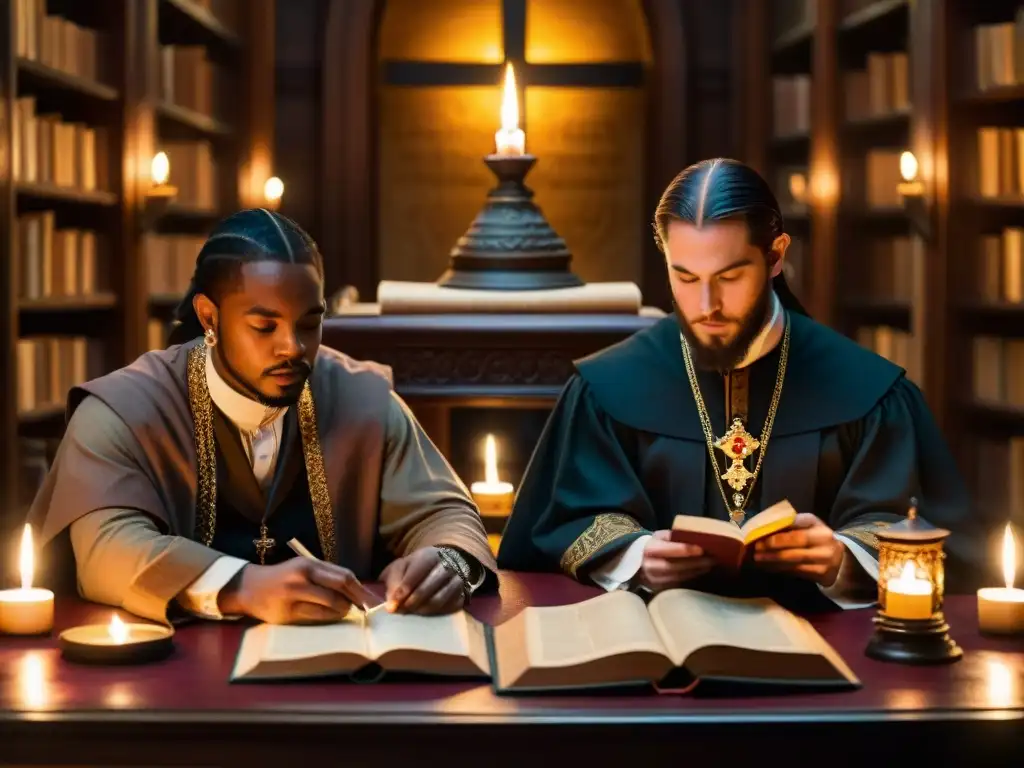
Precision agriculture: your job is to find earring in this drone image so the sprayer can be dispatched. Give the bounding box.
[204,328,217,347]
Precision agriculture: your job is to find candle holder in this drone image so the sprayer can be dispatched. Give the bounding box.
[437,154,584,291]
[865,502,963,665]
[59,616,175,666]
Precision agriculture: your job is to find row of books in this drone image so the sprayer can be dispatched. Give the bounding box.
[145,233,206,297]
[861,236,918,302]
[976,437,1024,528]
[163,141,219,211]
[978,127,1024,199]
[856,325,921,383]
[844,52,909,121]
[977,228,1024,304]
[972,14,1024,92]
[772,75,811,138]
[13,97,110,191]
[971,336,1024,407]
[159,45,231,120]
[14,0,109,85]
[16,336,101,415]
[16,212,102,301]
[864,149,903,209]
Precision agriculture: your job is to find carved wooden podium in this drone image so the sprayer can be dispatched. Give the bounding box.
[321,311,661,457]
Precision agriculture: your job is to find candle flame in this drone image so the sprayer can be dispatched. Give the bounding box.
[108,614,129,645]
[500,63,519,133]
[1003,524,1018,590]
[263,176,284,202]
[899,150,918,183]
[484,434,501,485]
[151,151,169,185]
[900,561,917,581]
[19,524,34,591]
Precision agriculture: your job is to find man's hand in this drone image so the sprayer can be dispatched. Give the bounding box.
[635,530,717,593]
[381,547,465,615]
[753,513,845,586]
[219,557,378,625]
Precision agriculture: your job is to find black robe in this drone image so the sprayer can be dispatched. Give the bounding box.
[498,312,987,611]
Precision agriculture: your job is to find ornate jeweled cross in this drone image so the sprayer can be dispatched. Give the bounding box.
[254,524,276,565]
[714,418,761,524]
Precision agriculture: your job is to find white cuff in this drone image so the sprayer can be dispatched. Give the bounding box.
[180,556,248,620]
[818,534,879,610]
[589,535,651,592]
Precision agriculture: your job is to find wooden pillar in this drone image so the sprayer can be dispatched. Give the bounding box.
[731,0,770,174]
[239,0,277,210]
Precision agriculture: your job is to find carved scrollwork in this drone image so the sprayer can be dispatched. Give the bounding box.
[372,348,575,387]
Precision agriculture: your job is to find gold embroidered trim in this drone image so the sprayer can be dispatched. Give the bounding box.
[187,345,217,545]
[297,382,336,562]
[840,521,892,553]
[559,513,644,579]
[186,344,336,562]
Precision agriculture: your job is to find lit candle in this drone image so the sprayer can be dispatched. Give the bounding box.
[151,151,170,186]
[263,176,284,209]
[470,434,515,521]
[884,561,933,620]
[494,62,525,156]
[978,524,1024,635]
[59,612,174,665]
[0,524,55,636]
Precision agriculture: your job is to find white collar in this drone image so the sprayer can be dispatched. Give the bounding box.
[205,344,286,433]
[733,290,784,369]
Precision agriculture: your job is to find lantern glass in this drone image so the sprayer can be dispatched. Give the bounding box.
[877,539,946,620]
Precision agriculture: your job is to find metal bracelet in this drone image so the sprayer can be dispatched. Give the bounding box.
[436,546,473,604]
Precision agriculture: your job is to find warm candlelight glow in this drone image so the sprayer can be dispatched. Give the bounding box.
[1002,524,1017,589]
[484,434,500,485]
[788,172,807,204]
[19,523,34,590]
[885,561,933,620]
[470,434,515,522]
[151,151,170,185]
[494,62,525,156]
[899,151,918,183]
[264,176,284,204]
[108,614,129,645]
[0,524,55,635]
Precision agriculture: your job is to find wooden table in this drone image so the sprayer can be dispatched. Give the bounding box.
[0,573,1022,767]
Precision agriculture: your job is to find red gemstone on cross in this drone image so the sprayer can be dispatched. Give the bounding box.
[732,437,745,455]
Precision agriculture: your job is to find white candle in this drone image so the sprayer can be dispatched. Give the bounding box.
[884,561,933,620]
[494,63,525,156]
[0,525,54,635]
[470,434,515,520]
[978,524,1024,635]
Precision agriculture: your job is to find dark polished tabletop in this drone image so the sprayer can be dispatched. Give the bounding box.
[0,572,1022,766]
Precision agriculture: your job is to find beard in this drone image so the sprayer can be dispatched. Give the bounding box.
[216,327,311,408]
[676,282,772,372]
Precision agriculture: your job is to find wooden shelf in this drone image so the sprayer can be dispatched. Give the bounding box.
[843,297,912,329]
[16,58,119,102]
[769,132,811,152]
[840,0,908,32]
[960,301,1024,337]
[842,109,910,139]
[15,182,118,207]
[160,0,241,50]
[957,84,1024,105]
[19,294,118,312]
[967,194,1024,210]
[965,399,1024,433]
[772,21,814,54]
[17,405,65,425]
[157,102,232,138]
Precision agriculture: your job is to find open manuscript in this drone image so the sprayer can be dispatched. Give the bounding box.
[231,607,491,682]
[488,589,860,694]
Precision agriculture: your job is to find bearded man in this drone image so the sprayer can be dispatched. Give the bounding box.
[497,158,982,611]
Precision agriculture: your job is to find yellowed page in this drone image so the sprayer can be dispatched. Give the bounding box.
[259,617,369,662]
[366,609,488,672]
[524,590,667,667]
[740,500,796,544]
[648,589,818,666]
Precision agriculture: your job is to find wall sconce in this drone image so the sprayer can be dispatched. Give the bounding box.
[263,176,284,210]
[896,150,930,240]
[142,151,178,227]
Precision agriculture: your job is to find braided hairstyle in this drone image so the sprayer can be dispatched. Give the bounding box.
[653,158,809,316]
[167,208,324,347]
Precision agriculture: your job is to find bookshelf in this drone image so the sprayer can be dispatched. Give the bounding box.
[735,0,1024,527]
[0,0,276,542]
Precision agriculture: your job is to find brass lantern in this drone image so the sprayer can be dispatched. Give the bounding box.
[865,500,963,664]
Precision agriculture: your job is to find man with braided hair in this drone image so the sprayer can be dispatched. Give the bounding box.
[29,209,495,625]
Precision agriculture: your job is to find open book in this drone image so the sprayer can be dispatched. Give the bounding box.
[488,588,859,694]
[231,607,491,682]
[671,500,797,569]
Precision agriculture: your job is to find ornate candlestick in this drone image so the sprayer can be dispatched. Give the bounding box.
[437,62,583,291]
[865,499,963,665]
